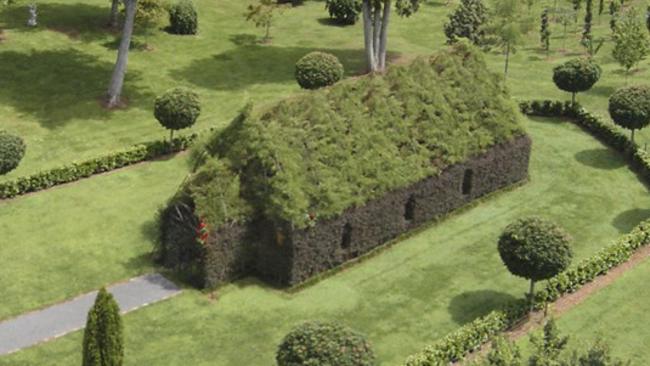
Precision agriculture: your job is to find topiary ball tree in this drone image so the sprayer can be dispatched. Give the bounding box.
[552,58,602,104]
[0,131,26,175]
[608,85,650,143]
[498,216,573,310]
[82,288,123,366]
[276,321,376,366]
[325,0,362,25]
[295,52,344,90]
[154,87,201,140]
[168,0,198,35]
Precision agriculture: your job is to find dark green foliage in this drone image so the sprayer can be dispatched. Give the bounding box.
[609,0,620,31]
[581,0,593,47]
[82,288,123,366]
[552,58,601,103]
[540,9,551,52]
[325,0,362,25]
[647,6,650,34]
[598,0,604,16]
[498,216,573,282]
[154,87,201,139]
[168,0,198,35]
[529,319,569,366]
[444,0,488,45]
[485,336,522,366]
[0,134,197,199]
[188,43,524,229]
[0,131,25,175]
[276,321,375,366]
[294,51,344,89]
[608,86,650,142]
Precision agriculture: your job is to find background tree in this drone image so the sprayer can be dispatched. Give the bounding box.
[109,0,120,28]
[0,131,26,175]
[541,8,551,53]
[498,216,573,310]
[325,0,362,25]
[444,0,489,45]
[154,87,201,140]
[82,288,123,366]
[552,58,601,104]
[360,0,422,73]
[571,0,582,22]
[106,0,137,108]
[483,336,523,366]
[487,0,534,78]
[245,0,288,43]
[608,85,650,143]
[581,0,592,46]
[609,0,620,31]
[529,319,569,366]
[612,7,650,81]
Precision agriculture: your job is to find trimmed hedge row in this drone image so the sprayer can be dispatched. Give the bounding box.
[403,101,650,366]
[0,134,198,199]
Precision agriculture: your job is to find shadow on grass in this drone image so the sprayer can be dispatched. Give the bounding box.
[170,44,373,90]
[0,3,116,42]
[574,148,626,170]
[589,84,616,98]
[612,208,650,234]
[0,49,153,127]
[448,290,517,325]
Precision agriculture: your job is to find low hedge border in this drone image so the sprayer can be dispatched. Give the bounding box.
[403,101,650,366]
[0,133,200,200]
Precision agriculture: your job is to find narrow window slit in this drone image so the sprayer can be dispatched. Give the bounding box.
[462,169,474,195]
[341,223,352,249]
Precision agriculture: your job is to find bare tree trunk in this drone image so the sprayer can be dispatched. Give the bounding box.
[362,0,377,72]
[378,0,391,71]
[528,279,536,312]
[373,2,382,62]
[109,0,120,28]
[106,0,137,108]
[504,42,510,78]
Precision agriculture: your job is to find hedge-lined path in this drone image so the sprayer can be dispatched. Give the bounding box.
[0,274,181,355]
[457,244,650,365]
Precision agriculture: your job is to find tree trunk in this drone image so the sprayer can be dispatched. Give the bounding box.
[106,0,137,109]
[528,279,536,312]
[373,3,382,60]
[362,0,377,72]
[572,92,576,105]
[109,0,120,28]
[631,129,635,143]
[377,0,391,71]
[504,42,510,78]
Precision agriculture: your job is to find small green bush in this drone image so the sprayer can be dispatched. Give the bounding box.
[0,131,26,175]
[168,0,198,35]
[82,288,123,366]
[552,58,602,103]
[325,0,362,25]
[154,87,201,139]
[277,321,376,366]
[295,51,344,89]
[608,85,650,142]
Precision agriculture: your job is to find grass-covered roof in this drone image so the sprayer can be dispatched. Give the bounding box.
[185,43,526,229]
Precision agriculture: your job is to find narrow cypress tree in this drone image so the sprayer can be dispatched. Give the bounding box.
[82,288,124,366]
[572,0,582,22]
[646,6,650,34]
[598,0,604,19]
[610,0,620,31]
[541,8,551,53]
[582,0,593,46]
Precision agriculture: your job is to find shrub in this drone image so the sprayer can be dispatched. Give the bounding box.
[168,0,198,35]
[552,58,601,103]
[325,0,362,25]
[444,0,488,45]
[295,51,344,89]
[608,85,650,143]
[154,87,201,139]
[276,321,376,366]
[498,217,573,306]
[82,288,123,366]
[0,131,26,175]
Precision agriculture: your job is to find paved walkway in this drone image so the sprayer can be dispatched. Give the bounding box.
[0,274,181,355]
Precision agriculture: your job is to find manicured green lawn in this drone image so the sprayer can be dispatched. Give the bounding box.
[3,116,650,365]
[518,258,650,365]
[0,155,190,320]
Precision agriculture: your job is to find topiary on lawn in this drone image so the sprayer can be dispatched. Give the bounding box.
[325,0,362,25]
[276,321,376,366]
[295,51,344,89]
[552,58,602,104]
[154,87,201,140]
[168,0,198,35]
[0,131,26,175]
[498,216,573,310]
[608,85,650,143]
[82,288,123,366]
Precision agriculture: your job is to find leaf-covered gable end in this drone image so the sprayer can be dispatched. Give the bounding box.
[188,42,526,229]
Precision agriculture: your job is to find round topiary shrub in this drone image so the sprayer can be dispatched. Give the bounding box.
[295,52,344,90]
[168,0,198,35]
[552,58,601,103]
[608,85,650,142]
[154,87,201,139]
[498,216,573,306]
[276,321,376,366]
[325,0,362,25]
[0,131,26,175]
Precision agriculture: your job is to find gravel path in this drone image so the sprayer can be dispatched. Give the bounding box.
[0,273,181,355]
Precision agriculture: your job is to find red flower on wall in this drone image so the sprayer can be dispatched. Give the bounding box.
[196,218,209,245]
